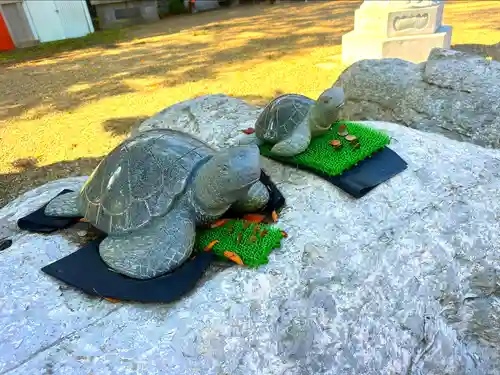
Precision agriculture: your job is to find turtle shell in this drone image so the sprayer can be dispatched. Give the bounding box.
[254,94,315,143]
[78,129,213,235]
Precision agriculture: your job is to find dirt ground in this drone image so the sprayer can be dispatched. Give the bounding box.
[1,1,500,207]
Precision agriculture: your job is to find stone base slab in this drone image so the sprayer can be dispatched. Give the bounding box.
[342,25,452,65]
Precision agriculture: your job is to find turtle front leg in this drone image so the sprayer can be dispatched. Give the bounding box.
[231,181,269,213]
[99,207,196,279]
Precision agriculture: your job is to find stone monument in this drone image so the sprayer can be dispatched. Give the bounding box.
[341,0,452,65]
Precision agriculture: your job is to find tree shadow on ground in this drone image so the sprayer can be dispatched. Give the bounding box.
[0,157,102,208]
[451,43,500,61]
[236,89,285,106]
[2,113,158,206]
[0,1,361,122]
[0,29,123,66]
[444,1,500,60]
[103,116,149,136]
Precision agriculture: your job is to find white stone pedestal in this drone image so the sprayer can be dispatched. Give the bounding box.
[341,0,452,65]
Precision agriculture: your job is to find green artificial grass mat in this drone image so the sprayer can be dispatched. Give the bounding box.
[195,219,286,267]
[259,121,391,176]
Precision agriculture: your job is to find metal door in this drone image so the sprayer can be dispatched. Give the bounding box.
[23,0,65,43]
[54,0,94,40]
[23,0,93,43]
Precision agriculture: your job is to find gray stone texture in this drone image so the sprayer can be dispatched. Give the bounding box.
[2,95,500,374]
[334,48,500,149]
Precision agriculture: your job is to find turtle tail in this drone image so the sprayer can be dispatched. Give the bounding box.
[44,191,82,217]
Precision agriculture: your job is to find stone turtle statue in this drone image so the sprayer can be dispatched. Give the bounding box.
[44,129,269,279]
[252,87,345,157]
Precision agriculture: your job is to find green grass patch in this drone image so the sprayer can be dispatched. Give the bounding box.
[195,219,285,267]
[259,121,391,176]
[0,29,125,64]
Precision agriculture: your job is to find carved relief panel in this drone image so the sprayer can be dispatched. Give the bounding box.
[354,1,444,38]
[387,3,443,37]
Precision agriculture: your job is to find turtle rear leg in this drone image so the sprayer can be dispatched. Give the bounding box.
[44,191,81,217]
[99,208,196,279]
[270,121,311,157]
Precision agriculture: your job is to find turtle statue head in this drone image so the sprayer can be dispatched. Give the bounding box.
[309,86,345,137]
[194,144,262,212]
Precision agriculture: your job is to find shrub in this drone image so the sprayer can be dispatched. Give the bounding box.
[170,0,188,14]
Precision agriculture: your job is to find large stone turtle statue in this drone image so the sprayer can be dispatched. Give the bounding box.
[44,128,269,279]
[250,86,345,157]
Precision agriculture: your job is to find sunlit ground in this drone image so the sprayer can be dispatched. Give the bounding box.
[0,0,499,206]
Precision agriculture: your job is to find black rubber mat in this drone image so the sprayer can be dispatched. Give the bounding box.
[18,171,285,303]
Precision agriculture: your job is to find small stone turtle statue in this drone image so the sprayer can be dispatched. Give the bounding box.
[44,129,269,279]
[243,86,345,157]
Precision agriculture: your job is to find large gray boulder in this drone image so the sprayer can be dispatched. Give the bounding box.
[334,48,500,149]
[2,95,500,374]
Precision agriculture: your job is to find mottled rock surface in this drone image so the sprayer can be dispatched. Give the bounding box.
[3,95,500,374]
[334,48,500,149]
